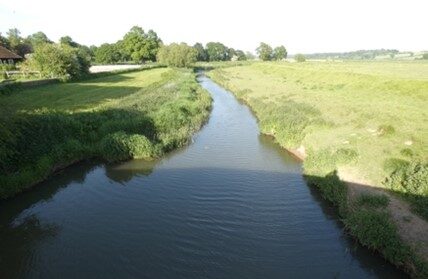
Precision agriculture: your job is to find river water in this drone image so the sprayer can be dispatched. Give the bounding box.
[0,74,406,278]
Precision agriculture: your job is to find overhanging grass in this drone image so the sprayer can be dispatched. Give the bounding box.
[0,68,211,198]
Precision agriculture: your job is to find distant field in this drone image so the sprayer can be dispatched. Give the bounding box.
[0,68,211,198]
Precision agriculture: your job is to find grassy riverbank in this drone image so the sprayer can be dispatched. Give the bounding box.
[209,61,428,277]
[0,68,211,199]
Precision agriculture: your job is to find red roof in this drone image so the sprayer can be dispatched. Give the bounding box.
[0,46,22,59]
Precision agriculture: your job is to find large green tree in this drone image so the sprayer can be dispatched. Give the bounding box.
[256,42,273,61]
[157,43,197,67]
[206,42,229,61]
[0,33,9,48]
[6,28,32,56]
[59,36,79,48]
[95,43,123,64]
[273,45,287,60]
[193,43,208,61]
[122,26,162,63]
[26,43,90,79]
[26,32,52,49]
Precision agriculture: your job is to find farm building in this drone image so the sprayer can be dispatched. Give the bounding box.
[0,46,22,64]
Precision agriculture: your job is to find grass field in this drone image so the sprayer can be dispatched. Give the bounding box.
[209,60,428,276]
[0,68,211,198]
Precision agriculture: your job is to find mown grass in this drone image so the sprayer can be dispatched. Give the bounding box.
[0,68,211,198]
[209,60,428,277]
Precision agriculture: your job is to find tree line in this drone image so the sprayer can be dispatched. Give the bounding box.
[0,27,290,76]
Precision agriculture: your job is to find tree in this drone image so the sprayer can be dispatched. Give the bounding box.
[423,53,428,60]
[273,45,287,60]
[193,43,207,61]
[256,42,273,61]
[235,50,247,61]
[26,32,52,48]
[245,51,256,60]
[95,43,123,64]
[6,28,32,56]
[59,36,79,48]
[206,42,229,61]
[26,43,90,79]
[294,54,306,62]
[0,33,10,49]
[122,26,162,63]
[157,43,197,67]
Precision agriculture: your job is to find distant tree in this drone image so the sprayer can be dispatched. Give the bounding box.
[273,45,287,60]
[294,54,306,62]
[122,26,162,63]
[95,43,123,64]
[193,43,208,61]
[256,42,273,61]
[26,32,52,48]
[59,36,79,48]
[235,50,247,61]
[0,33,10,49]
[6,28,32,56]
[157,43,197,67]
[423,53,428,60]
[245,51,256,60]
[206,42,229,61]
[25,43,90,79]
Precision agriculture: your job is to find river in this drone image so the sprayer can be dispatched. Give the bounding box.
[0,74,407,278]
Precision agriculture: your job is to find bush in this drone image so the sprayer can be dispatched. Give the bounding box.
[295,54,306,62]
[100,132,155,162]
[157,43,197,68]
[384,161,428,219]
[25,43,90,79]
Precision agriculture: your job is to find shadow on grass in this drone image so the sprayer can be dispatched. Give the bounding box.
[304,171,428,278]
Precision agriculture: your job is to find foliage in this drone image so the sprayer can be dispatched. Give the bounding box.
[294,54,306,62]
[6,28,32,57]
[273,45,287,60]
[100,132,155,162]
[122,26,162,63]
[206,42,229,61]
[423,53,428,60]
[25,43,90,79]
[256,42,273,61]
[356,194,389,208]
[59,36,79,47]
[0,68,211,199]
[26,32,52,48]
[193,43,208,61]
[94,43,124,64]
[384,162,428,219]
[157,43,197,67]
[0,32,10,48]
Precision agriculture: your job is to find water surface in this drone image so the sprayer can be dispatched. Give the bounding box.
[0,74,407,278]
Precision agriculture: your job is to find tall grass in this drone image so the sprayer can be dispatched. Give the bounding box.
[0,68,211,198]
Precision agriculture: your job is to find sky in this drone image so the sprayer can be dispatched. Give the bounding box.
[1,0,427,54]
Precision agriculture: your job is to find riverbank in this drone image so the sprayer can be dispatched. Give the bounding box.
[208,61,428,278]
[0,68,211,199]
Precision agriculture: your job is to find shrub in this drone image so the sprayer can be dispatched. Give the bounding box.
[25,43,90,79]
[294,54,306,62]
[100,132,155,162]
[157,43,197,68]
[356,194,389,208]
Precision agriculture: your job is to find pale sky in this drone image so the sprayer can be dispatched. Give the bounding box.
[1,0,427,54]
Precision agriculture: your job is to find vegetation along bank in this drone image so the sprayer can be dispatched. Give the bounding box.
[208,60,428,278]
[0,68,211,199]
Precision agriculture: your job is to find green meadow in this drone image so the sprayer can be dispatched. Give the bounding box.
[0,68,211,198]
[209,61,427,202]
[209,61,428,275]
